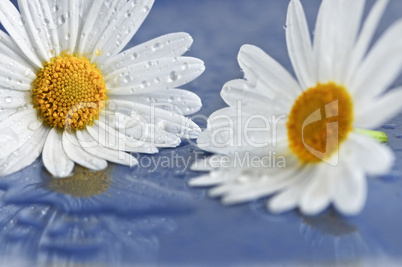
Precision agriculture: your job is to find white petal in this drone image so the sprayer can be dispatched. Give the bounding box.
[299,164,332,215]
[87,120,159,153]
[62,131,107,171]
[331,0,365,83]
[286,0,315,89]
[91,0,155,63]
[100,32,194,74]
[351,20,402,102]
[0,109,17,121]
[101,111,180,148]
[312,0,336,82]
[219,165,310,205]
[346,0,389,85]
[77,0,113,56]
[0,109,42,159]
[267,175,310,214]
[18,0,54,61]
[76,130,138,167]
[238,45,301,99]
[110,89,201,116]
[220,79,292,114]
[105,57,205,95]
[109,100,201,139]
[347,133,394,176]
[333,162,367,215]
[196,106,288,154]
[0,90,30,108]
[354,88,402,129]
[42,128,74,178]
[0,0,42,67]
[52,0,79,53]
[0,30,36,70]
[0,126,49,177]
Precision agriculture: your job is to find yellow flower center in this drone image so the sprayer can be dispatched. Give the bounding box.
[32,53,107,132]
[287,82,353,163]
[47,165,112,198]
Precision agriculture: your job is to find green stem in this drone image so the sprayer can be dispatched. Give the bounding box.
[355,128,388,143]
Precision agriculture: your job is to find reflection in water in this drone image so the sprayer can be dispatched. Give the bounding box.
[46,165,113,198]
[299,209,387,265]
[0,159,197,215]
[299,209,357,237]
[0,200,177,266]
[0,154,199,265]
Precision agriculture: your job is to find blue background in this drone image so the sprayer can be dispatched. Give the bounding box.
[2,0,402,266]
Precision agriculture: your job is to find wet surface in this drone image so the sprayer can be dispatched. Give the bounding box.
[1,0,402,266]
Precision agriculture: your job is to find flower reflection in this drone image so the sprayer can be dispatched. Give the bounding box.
[0,201,177,266]
[299,210,387,264]
[0,145,200,265]
[0,158,197,215]
[46,165,113,198]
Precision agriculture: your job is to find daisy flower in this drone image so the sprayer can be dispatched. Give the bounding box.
[0,0,204,178]
[190,0,402,215]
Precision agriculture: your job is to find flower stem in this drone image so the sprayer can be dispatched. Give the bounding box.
[355,128,388,143]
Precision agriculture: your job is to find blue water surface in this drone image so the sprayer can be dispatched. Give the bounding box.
[1,0,402,266]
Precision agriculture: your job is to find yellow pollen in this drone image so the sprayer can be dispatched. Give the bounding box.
[287,82,353,163]
[32,53,108,131]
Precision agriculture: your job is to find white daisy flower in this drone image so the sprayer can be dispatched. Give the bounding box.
[189,0,402,215]
[0,0,204,178]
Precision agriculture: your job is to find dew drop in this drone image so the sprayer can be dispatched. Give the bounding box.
[5,96,13,103]
[58,15,66,25]
[152,42,162,50]
[141,81,151,88]
[169,71,179,81]
[44,18,50,25]
[132,52,139,59]
[142,6,150,13]
[28,120,41,131]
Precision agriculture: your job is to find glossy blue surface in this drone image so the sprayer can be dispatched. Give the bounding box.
[1,0,402,266]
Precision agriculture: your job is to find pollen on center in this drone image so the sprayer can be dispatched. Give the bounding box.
[32,53,108,132]
[287,82,353,163]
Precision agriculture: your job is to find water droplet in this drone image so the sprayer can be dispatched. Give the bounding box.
[224,86,232,93]
[132,52,139,59]
[54,5,60,12]
[141,81,150,88]
[142,6,150,13]
[125,10,132,17]
[58,15,66,25]
[28,121,41,131]
[169,71,179,81]
[5,96,13,103]
[152,42,162,50]
[44,18,50,25]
